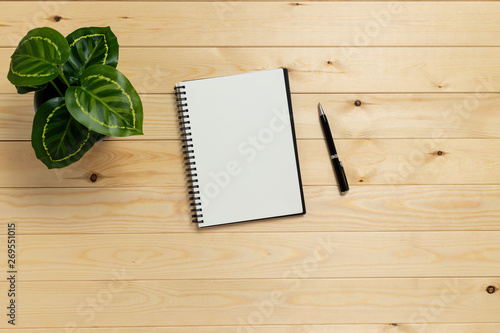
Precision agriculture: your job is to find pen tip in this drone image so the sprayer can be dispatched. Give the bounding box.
[318,103,324,116]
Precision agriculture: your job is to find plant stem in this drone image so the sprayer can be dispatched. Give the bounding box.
[49,80,64,97]
[58,67,71,87]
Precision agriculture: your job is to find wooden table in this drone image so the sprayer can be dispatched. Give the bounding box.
[1,1,500,331]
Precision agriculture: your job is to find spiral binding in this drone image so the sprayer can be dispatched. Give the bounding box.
[175,85,203,224]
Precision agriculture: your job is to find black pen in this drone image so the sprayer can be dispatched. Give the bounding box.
[318,103,349,194]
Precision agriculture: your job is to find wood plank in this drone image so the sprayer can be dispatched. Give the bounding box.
[0,141,184,188]
[302,138,500,186]
[2,139,500,187]
[11,231,500,280]
[2,324,500,333]
[3,93,500,141]
[2,47,500,94]
[0,187,190,233]
[2,185,500,234]
[0,278,498,327]
[293,93,500,139]
[2,2,500,47]
[0,94,177,141]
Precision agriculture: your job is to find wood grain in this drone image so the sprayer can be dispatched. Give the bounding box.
[0,94,176,141]
[2,325,500,333]
[0,141,184,187]
[1,1,499,331]
[2,2,500,47]
[302,139,500,186]
[11,231,500,280]
[2,185,500,234]
[2,47,500,94]
[1,139,500,187]
[3,93,500,141]
[0,278,498,327]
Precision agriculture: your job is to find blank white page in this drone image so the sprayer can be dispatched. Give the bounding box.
[177,68,305,227]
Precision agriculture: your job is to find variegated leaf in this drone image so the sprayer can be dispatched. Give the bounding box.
[65,64,143,137]
[32,97,100,169]
[7,27,69,86]
[63,26,119,85]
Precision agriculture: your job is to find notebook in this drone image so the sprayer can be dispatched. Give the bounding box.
[175,68,306,227]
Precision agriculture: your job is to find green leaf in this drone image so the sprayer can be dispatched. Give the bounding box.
[16,83,47,94]
[32,97,100,169]
[7,27,70,86]
[63,26,119,85]
[65,64,143,137]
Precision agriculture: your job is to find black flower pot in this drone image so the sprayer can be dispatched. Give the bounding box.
[33,77,66,112]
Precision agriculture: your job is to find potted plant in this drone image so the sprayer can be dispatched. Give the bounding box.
[7,26,143,169]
